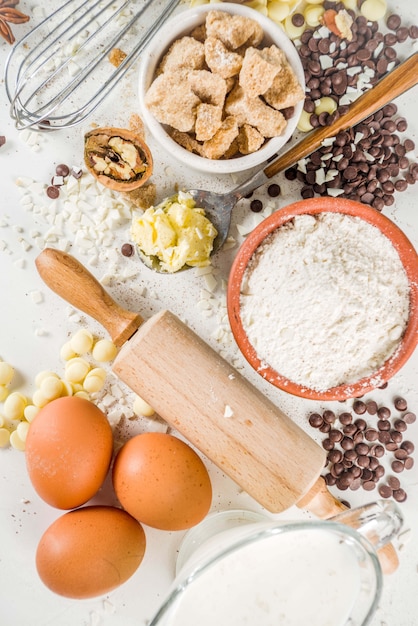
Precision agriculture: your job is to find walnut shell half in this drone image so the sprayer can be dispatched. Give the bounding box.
[84,127,153,191]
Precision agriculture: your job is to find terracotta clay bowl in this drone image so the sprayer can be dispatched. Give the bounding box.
[227,197,418,401]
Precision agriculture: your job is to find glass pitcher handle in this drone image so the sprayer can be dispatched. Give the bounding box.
[330,500,404,551]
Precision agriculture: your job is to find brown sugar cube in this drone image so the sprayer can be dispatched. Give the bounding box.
[225,84,287,138]
[237,123,265,154]
[263,47,304,110]
[195,103,223,141]
[190,24,206,43]
[157,36,205,74]
[204,36,243,79]
[223,137,240,159]
[169,129,203,156]
[205,10,263,50]
[145,72,200,133]
[188,70,227,107]
[239,47,282,99]
[108,48,127,67]
[201,116,239,159]
[225,76,237,94]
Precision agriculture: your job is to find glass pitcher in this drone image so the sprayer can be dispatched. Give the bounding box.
[148,500,403,626]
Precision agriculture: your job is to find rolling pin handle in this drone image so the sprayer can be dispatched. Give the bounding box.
[35,248,143,346]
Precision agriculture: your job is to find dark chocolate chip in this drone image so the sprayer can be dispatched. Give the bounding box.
[121,243,134,257]
[46,185,60,199]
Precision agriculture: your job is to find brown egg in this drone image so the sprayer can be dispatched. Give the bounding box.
[26,397,113,509]
[36,505,146,598]
[112,433,212,530]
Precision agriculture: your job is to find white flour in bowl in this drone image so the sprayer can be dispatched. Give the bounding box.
[240,212,410,391]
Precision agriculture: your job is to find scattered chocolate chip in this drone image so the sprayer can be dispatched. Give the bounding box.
[365,400,378,415]
[309,413,323,428]
[401,441,414,454]
[323,410,336,424]
[0,136,6,147]
[377,406,391,420]
[378,484,393,498]
[403,412,416,424]
[353,400,366,415]
[393,488,407,502]
[267,183,281,198]
[121,243,134,257]
[292,12,305,27]
[339,412,352,425]
[56,163,70,177]
[404,457,414,470]
[250,199,263,213]
[391,460,404,473]
[394,397,407,411]
[46,185,60,199]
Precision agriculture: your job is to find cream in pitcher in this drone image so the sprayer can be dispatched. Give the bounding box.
[149,502,403,626]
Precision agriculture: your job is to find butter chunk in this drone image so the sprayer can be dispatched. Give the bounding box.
[131,193,217,273]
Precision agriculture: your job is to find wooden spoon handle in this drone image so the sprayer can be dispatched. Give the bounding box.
[297,477,399,574]
[264,52,418,178]
[35,248,143,346]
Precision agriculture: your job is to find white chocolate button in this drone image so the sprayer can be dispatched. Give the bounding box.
[360,0,386,21]
[267,0,290,23]
[16,420,30,442]
[297,109,314,132]
[40,376,64,400]
[32,389,50,409]
[3,392,27,420]
[0,362,14,385]
[315,96,338,115]
[10,429,26,451]
[60,379,74,396]
[35,370,59,388]
[342,0,357,9]
[133,394,155,417]
[65,357,90,383]
[24,405,39,422]
[74,390,90,400]
[83,374,105,394]
[70,328,94,354]
[60,340,77,361]
[0,385,9,402]
[284,13,306,39]
[304,4,324,26]
[0,428,10,447]
[92,339,117,362]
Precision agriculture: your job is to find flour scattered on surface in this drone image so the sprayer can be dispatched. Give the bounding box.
[240,212,410,391]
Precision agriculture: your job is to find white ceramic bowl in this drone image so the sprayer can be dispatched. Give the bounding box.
[138,3,305,174]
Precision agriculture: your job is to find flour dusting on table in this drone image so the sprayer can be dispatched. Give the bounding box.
[240,212,410,391]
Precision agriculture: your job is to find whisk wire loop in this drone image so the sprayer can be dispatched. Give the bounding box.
[5,0,180,130]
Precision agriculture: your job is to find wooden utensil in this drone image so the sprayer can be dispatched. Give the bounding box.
[35,248,398,573]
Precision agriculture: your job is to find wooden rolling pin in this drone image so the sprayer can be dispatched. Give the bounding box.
[35,248,398,573]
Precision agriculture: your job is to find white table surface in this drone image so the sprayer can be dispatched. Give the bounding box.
[1,1,417,624]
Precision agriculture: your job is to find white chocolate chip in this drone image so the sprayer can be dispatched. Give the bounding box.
[92,339,117,362]
[133,394,155,417]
